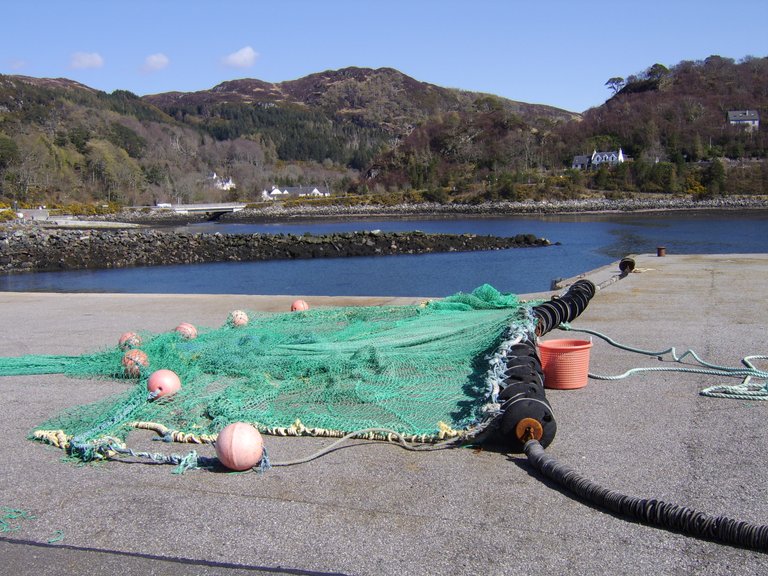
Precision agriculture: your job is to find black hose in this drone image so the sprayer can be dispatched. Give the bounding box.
[533,279,596,336]
[489,280,599,449]
[524,439,768,551]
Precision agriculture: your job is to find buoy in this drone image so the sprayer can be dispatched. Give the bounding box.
[291,299,309,312]
[118,331,142,350]
[175,322,198,339]
[228,310,249,327]
[619,257,636,274]
[215,422,264,471]
[122,349,149,377]
[147,369,182,399]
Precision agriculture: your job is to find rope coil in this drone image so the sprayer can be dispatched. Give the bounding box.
[559,324,768,399]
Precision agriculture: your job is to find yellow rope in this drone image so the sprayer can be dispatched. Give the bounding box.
[127,418,463,445]
[33,430,71,449]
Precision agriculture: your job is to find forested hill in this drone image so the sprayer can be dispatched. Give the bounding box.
[142,66,576,173]
[0,57,766,210]
[556,56,768,163]
[367,56,767,197]
[144,67,577,136]
[0,67,575,207]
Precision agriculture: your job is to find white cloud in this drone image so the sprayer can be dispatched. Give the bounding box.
[143,53,170,72]
[222,46,258,68]
[70,52,104,69]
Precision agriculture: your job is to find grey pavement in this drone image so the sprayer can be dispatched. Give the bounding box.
[1,253,767,575]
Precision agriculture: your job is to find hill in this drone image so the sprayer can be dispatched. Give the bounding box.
[1,57,766,209]
[558,56,768,162]
[142,67,575,176]
[363,56,767,200]
[548,56,768,197]
[144,67,576,135]
[0,67,575,208]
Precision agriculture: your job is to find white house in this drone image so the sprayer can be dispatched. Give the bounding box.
[209,172,236,191]
[728,110,760,132]
[261,187,290,201]
[590,148,625,167]
[296,187,330,198]
[571,149,625,170]
[261,185,330,201]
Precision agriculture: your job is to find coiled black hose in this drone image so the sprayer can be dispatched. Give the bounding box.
[525,439,768,551]
[532,279,596,336]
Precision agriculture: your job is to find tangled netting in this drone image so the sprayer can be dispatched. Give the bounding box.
[0,285,538,459]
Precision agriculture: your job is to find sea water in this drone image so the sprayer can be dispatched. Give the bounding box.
[1,210,766,296]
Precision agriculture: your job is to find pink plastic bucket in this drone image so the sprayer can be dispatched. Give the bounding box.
[538,339,593,390]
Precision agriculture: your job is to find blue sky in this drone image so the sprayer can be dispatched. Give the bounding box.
[2,0,766,113]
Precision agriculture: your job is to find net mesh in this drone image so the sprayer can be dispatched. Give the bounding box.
[1,285,536,456]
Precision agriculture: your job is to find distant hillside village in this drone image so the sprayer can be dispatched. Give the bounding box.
[260,186,331,201]
[208,172,330,202]
[571,109,759,170]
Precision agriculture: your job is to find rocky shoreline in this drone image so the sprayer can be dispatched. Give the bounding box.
[0,228,550,274]
[75,195,768,225]
[224,195,768,222]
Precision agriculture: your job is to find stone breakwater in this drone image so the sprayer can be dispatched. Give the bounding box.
[0,228,550,273]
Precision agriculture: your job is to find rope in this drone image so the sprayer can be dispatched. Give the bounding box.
[1,507,36,533]
[268,427,465,467]
[56,424,459,474]
[559,323,768,400]
[1,506,65,543]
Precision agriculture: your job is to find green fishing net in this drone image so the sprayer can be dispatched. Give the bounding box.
[0,285,536,459]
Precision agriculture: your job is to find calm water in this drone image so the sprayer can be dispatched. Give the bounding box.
[2,210,766,296]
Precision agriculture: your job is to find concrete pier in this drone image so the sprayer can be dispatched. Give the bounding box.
[1,253,767,575]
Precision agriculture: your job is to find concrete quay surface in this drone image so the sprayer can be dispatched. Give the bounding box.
[1,253,766,575]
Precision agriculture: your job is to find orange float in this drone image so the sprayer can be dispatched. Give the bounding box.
[215,422,264,471]
[290,299,309,312]
[122,349,149,377]
[118,332,142,350]
[175,322,198,339]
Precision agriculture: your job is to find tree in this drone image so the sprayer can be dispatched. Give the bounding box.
[605,77,625,95]
[107,122,146,159]
[0,134,20,170]
[703,158,726,195]
[646,63,670,81]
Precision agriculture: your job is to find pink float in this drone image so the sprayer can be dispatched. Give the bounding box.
[291,299,309,312]
[175,322,198,339]
[147,369,182,398]
[228,310,249,327]
[215,422,264,471]
[122,349,149,377]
